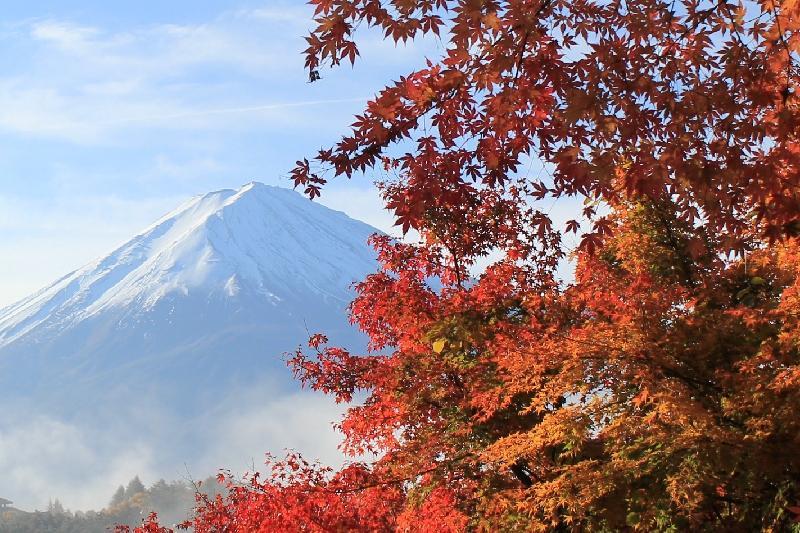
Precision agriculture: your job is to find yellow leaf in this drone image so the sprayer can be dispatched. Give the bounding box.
[432,339,447,353]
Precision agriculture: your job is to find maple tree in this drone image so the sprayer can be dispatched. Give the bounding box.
[131,0,800,530]
[119,455,406,533]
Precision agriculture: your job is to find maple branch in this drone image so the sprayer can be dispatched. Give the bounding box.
[652,200,697,288]
[512,28,532,84]
[510,459,535,487]
[543,331,724,399]
[320,452,477,495]
[767,0,800,81]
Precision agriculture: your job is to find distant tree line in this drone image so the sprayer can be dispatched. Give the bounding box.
[0,475,225,533]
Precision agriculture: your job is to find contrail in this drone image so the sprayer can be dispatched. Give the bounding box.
[100,96,370,126]
[19,96,371,135]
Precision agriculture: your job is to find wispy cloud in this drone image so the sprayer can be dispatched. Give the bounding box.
[0,12,326,142]
[236,6,312,24]
[89,96,370,127]
[0,414,158,511]
[0,0,446,147]
[0,86,368,142]
[30,20,101,51]
[28,18,292,75]
[0,387,349,511]
[199,390,351,476]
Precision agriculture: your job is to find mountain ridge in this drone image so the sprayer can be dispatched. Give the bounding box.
[0,181,381,511]
[0,182,379,412]
[0,182,377,348]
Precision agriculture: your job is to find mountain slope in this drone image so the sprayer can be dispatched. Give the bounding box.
[0,182,379,412]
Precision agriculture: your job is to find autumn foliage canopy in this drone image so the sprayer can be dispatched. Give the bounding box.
[132,0,800,530]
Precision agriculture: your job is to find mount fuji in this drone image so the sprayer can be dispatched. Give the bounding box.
[0,182,381,509]
[0,182,378,403]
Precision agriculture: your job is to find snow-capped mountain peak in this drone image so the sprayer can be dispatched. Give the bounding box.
[0,182,378,350]
[0,183,381,509]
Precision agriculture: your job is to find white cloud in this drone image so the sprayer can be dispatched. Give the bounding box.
[30,20,100,51]
[99,97,369,128]
[0,81,366,143]
[0,415,158,511]
[243,7,310,23]
[0,387,350,512]
[197,391,350,477]
[28,18,289,76]
[0,13,318,142]
[146,22,291,73]
[0,1,446,143]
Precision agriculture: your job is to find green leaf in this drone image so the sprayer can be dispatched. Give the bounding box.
[736,287,751,300]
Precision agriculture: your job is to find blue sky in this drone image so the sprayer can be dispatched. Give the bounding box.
[0,1,447,306]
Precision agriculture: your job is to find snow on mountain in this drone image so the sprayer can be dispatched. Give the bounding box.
[0,182,374,343]
[0,182,385,511]
[0,182,380,413]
